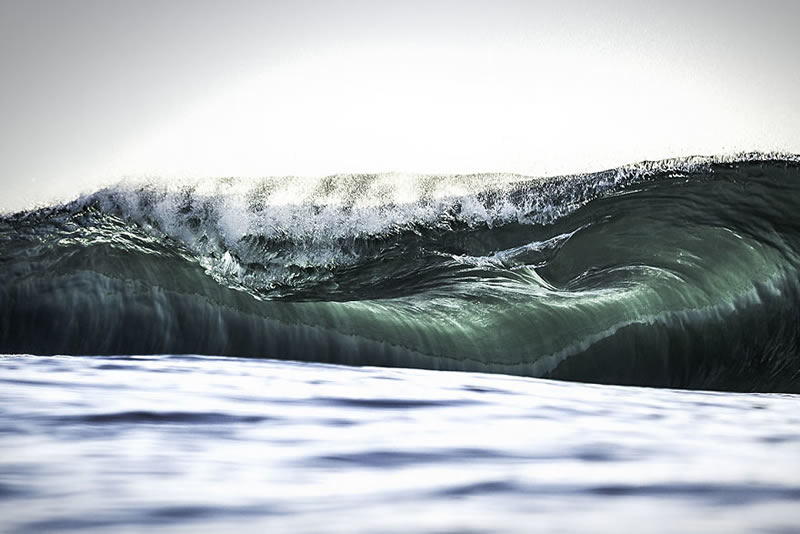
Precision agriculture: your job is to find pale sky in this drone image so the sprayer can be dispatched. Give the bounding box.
[1,0,798,212]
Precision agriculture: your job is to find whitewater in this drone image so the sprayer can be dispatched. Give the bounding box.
[1,154,799,532]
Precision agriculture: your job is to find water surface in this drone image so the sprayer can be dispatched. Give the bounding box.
[1,354,798,533]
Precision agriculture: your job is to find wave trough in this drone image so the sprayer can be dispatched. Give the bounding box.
[2,154,800,392]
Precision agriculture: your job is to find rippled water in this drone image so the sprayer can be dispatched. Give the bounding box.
[1,354,798,533]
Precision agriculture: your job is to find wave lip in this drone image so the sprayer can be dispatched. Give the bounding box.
[2,154,800,392]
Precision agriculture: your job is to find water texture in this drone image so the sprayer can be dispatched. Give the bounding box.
[2,155,800,391]
[0,354,798,534]
[3,155,800,532]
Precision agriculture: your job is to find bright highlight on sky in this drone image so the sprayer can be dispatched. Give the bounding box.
[1,0,798,212]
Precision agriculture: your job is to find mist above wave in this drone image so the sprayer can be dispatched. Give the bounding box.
[75,153,775,243]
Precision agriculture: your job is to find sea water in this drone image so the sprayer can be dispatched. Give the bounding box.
[1,354,798,533]
[3,155,800,532]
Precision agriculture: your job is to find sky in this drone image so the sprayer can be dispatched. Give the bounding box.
[1,0,798,212]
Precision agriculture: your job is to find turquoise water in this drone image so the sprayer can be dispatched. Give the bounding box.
[1,354,798,533]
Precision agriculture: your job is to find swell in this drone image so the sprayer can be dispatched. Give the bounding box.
[2,155,800,392]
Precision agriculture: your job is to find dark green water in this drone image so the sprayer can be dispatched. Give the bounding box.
[2,155,800,392]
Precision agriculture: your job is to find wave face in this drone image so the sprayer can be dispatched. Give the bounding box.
[2,154,800,392]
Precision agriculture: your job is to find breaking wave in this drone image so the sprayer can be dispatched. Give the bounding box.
[2,153,800,392]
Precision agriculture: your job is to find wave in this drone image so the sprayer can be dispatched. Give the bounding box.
[2,153,800,392]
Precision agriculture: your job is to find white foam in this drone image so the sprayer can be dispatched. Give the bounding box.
[64,152,797,292]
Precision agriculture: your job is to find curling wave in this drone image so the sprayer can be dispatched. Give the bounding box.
[2,154,800,392]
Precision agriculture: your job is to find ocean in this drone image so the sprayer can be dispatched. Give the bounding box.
[1,154,799,532]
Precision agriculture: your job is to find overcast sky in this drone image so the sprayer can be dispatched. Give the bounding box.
[1,0,798,212]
